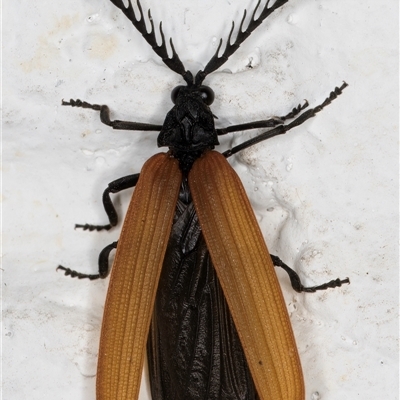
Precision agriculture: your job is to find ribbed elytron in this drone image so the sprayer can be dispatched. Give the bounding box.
[58,0,349,399]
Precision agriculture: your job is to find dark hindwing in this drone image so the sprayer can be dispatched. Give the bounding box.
[147,181,259,400]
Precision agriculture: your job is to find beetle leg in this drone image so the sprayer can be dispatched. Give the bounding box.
[223,82,348,158]
[270,254,350,293]
[76,173,140,232]
[57,241,118,280]
[62,99,162,131]
[216,101,309,135]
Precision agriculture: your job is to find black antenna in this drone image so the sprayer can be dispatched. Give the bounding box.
[109,0,193,84]
[195,0,288,85]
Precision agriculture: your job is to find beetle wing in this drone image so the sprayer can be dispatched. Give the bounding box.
[188,151,304,400]
[96,153,182,400]
[147,196,258,399]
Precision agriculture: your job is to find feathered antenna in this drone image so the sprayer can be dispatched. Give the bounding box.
[109,0,193,84]
[195,0,288,85]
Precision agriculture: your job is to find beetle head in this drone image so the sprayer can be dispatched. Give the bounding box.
[157,83,219,155]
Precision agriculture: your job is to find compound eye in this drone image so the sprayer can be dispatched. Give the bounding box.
[171,85,184,104]
[199,85,215,105]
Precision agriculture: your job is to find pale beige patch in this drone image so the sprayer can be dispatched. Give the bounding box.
[20,14,79,73]
[86,33,118,60]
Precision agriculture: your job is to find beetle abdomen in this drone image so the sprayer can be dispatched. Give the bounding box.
[147,182,258,400]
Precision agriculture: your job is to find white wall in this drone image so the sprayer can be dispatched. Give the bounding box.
[3,0,398,399]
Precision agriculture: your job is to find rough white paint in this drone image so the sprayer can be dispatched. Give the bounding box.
[3,0,398,399]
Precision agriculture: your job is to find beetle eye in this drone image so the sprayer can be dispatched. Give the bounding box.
[199,85,215,105]
[171,85,184,104]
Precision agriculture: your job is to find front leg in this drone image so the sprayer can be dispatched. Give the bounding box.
[270,254,350,293]
[216,101,309,135]
[223,82,348,157]
[62,99,163,131]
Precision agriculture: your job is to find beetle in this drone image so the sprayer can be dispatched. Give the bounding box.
[58,0,350,399]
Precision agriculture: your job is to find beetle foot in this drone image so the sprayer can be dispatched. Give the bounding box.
[61,99,101,111]
[75,223,112,232]
[281,100,309,121]
[57,265,100,280]
[301,277,350,293]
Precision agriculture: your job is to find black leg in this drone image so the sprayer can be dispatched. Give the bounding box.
[216,101,309,135]
[223,82,348,158]
[270,254,350,293]
[57,241,118,280]
[62,99,163,131]
[76,173,140,232]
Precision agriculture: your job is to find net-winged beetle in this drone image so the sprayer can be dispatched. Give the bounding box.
[58,0,350,399]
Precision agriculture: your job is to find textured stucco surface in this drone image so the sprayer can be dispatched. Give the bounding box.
[3,0,398,399]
